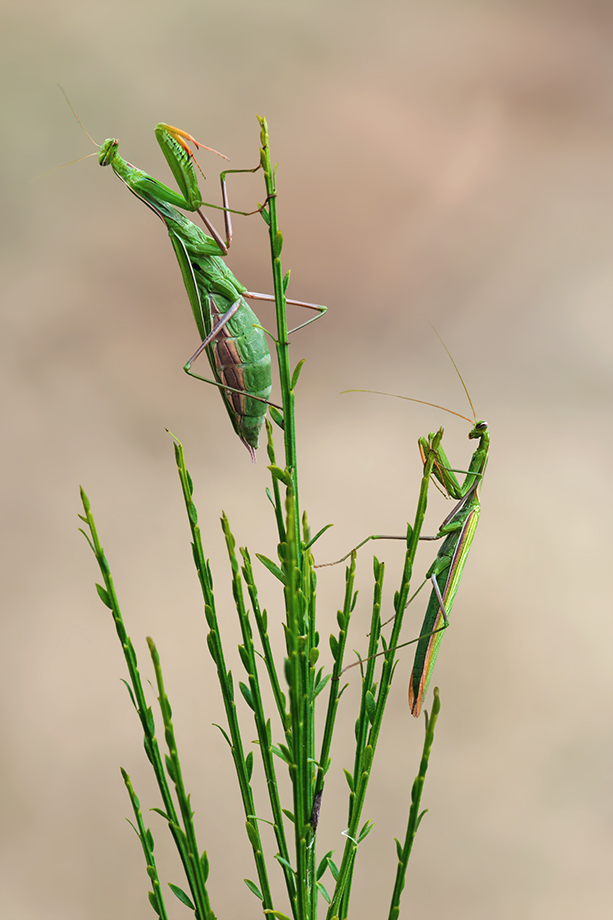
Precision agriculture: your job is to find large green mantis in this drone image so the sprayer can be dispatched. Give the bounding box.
[317,389,489,717]
[94,120,325,458]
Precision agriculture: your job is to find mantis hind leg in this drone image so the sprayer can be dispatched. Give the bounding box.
[243,292,327,334]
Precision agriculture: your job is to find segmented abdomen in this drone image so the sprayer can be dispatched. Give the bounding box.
[206,294,272,458]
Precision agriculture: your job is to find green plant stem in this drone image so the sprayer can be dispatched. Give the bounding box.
[283,487,311,919]
[265,419,287,545]
[240,546,290,734]
[302,516,318,920]
[171,441,274,912]
[257,117,322,919]
[349,557,385,823]
[221,515,297,914]
[327,428,444,920]
[388,688,441,920]
[121,769,170,920]
[147,637,212,916]
[257,116,301,564]
[78,488,215,920]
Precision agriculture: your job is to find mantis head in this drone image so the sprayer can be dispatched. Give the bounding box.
[99,139,119,167]
[468,420,488,439]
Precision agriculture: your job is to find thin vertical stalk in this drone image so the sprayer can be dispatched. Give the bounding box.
[327,428,445,920]
[256,117,318,919]
[256,116,301,565]
[316,554,358,800]
[387,688,441,920]
[78,489,215,920]
[221,515,297,914]
[171,440,274,911]
[121,769,170,920]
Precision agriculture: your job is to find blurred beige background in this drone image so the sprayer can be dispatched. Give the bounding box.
[1,1,612,918]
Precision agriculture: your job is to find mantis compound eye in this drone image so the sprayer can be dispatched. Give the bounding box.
[98,139,119,167]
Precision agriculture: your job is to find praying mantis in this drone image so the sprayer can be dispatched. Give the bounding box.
[317,371,489,717]
[408,417,488,715]
[63,92,326,457]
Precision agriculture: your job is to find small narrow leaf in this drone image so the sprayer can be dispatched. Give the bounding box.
[272,230,283,258]
[244,878,263,900]
[239,681,255,711]
[268,464,292,486]
[282,269,291,292]
[212,723,232,747]
[415,808,429,831]
[259,205,271,226]
[187,500,198,524]
[120,679,137,711]
[329,635,339,660]
[245,750,254,781]
[245,820,260,849]
[309,647,319,667]
[271,744,292,766]
[164,755,176,783]
[269,406,284,429]
[255,553,286,584]
[317,881,331,904]
[168,883,195,909]
[343,769,354,792]
[357,819,374,843]
[151,807,173,822]
[365,690,376,724]
[282,808,295,823]
[305,522,334,549]
[200,849,210,881]
[312,672,331,700]
[274,854,296,874]
[290,358,305,391]
[238,644,251,671]
[327,856,340,881]
[95,583,112,608]
[317,850,334,880]
[395,837,403,860]
[78,528,95,552]
[148,891,162,916]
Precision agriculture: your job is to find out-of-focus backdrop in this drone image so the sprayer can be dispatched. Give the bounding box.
[1,2,612,918]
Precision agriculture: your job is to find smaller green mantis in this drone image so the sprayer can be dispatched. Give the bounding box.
[317,368,489,717]
[408,416,488,715]
[63,92,325,456]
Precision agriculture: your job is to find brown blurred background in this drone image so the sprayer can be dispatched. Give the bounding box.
[1,1,612,917]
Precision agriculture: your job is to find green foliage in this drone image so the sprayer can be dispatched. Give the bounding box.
[79,117,447,920]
